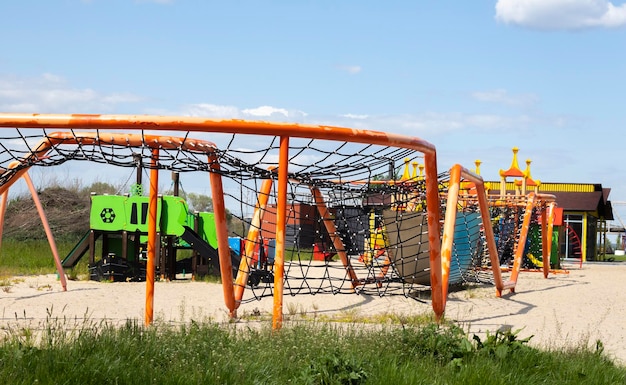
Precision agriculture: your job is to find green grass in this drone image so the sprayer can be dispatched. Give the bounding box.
[0,321,623,385]
[1,240,626,384]
[0,238,80,278]
[286,246,314,261]
[606,254,626,262]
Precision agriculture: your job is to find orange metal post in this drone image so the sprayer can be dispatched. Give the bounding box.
[542,200,557,278]
[233,177,274,309]
[440,165,462,303]
[424,152,443,319]
[272,136,289,330]
[208,154,237,318]
[23,172,67,291]
[310,187,359,287]
[145,148,159,326]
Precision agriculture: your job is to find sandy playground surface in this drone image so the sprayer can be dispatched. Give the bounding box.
[1,261,626,365]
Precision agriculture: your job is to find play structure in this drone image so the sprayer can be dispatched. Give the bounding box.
[61,165,239,283]
[0,113,557,329]
[486,148,573,271]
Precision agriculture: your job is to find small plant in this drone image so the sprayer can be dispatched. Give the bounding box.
[299,350,369,385]
[0,278,12,291]
[66,269,80,281]
[473,328,533,359]
[286,302,299,317]
[66,259,89,281]
[37,284,53,291]
[398,323,474,364]
[311,302,319,319]
[178,297,187,322]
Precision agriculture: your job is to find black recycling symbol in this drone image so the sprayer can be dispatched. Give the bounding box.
[100,208,116,223]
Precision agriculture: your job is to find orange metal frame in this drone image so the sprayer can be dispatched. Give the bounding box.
[443,164,556,307]
[0,113,458,327]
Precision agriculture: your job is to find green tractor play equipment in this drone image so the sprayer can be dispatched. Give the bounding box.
[61,172,238,282]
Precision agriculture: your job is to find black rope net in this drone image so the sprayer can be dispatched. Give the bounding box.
[0,128,532,302]
[454,194,548,287]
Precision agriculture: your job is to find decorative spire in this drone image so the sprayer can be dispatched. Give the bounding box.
[523,159,538,187]
[410,161,418,179]
[499,147,524,178]
[402,158,410,180]
[474,159,482,175]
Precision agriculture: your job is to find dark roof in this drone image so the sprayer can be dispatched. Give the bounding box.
[549,191,614,220]
[551,191,603,211]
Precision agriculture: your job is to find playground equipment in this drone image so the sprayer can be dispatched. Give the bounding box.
[0,113,557,329]
[60,163,238,282]
[62,189,229,282]
[490,148,570,272]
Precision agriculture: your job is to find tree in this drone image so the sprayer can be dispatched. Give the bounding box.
[186,192,213,212]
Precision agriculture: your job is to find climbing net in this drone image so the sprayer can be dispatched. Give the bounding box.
[0,127,449,292]
[460,196,552,282]
[0,129,533,289]
[0,116,556,326]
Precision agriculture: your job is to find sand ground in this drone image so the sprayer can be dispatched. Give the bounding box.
[1,261,625,365]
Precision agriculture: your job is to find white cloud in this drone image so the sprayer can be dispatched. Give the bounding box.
[182,103,308,121]
[495,0,626,30]
[471,89,539,107]
[328,110,551,137]
[337,65,362,74]
[182,103,242,118]
[242,106,289,117]
[0,74,143,113]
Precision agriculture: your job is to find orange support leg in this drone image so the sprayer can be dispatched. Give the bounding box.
[440,165,461,303]
[423,152,443,319]
[272,136,289,330]
[209,155,237,318]
[542,201,556,279]
[23,172,67,292]
[145,148,159,326]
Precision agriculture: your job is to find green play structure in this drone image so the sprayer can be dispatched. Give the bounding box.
[61,172,231,282]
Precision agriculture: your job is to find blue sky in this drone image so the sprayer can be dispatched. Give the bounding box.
[2,0,626,219]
